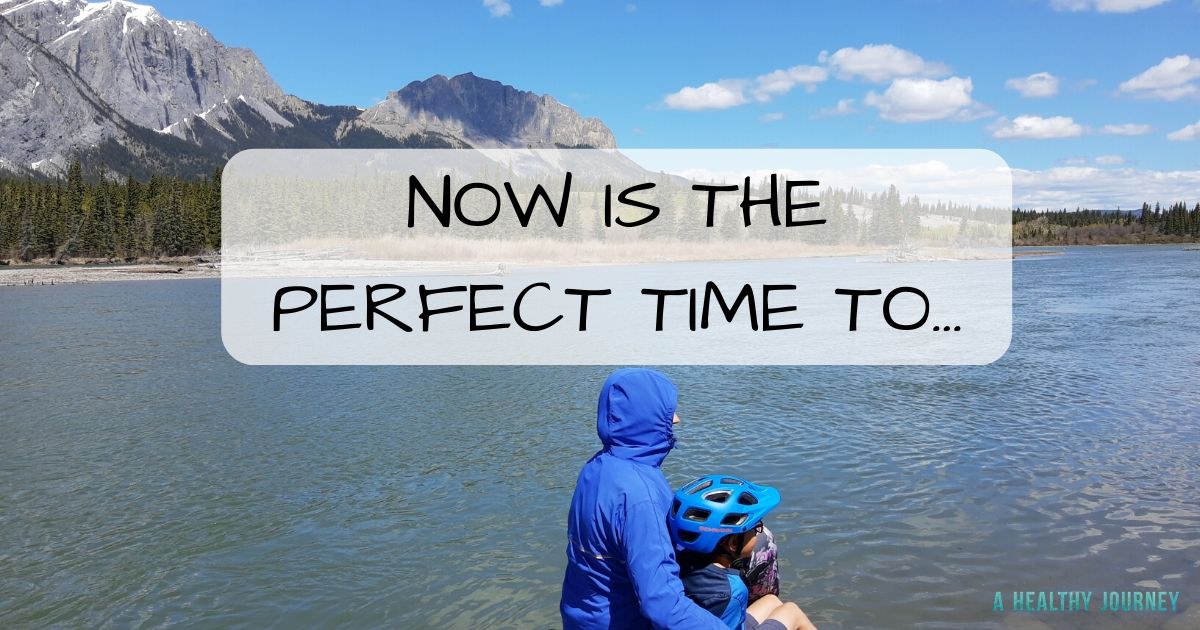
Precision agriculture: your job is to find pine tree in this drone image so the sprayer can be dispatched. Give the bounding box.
[57,160,87,260]
[206,167,222,251]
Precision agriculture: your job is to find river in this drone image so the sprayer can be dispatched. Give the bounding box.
[1,245,1197,628]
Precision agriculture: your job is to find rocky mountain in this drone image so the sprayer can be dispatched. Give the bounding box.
[0,0,616,177]
[0,12,212,177]
[351,73,615,149]
[2,0,286,131]
[0,0,355,171]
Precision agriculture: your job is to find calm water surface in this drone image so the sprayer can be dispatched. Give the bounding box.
[2,245,1198,629]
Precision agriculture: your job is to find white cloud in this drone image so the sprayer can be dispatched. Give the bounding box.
[540,0,563,5]
[760,112,785,123]
[1101,123,1152,135]
[818,44,949,83]
[991,115,1084,139]
[663,81,747,110]
[863,77,984,123]
[1050,0,1168,11]
[1005,72,1060,98]
[1095,154,1125,165]
[663,65,827,110]
[1015,166,1200,208]
[1062,157,1089,166]
[750,66,827,100]
[483,0,511,16]
[1118,55,1200,101]
[813,98,857,118]
[1167,120,1200,141]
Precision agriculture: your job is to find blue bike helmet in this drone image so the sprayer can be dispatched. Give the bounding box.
[670,474,781,554]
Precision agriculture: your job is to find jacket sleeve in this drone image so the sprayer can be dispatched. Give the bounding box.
[621,499,729,630]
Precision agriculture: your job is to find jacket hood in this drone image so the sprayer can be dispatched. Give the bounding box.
[596,368,677,467]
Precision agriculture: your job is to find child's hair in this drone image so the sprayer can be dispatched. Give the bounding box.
[670,474,780,555]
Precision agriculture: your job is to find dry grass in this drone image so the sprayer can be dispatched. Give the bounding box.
[226,235,1008,265]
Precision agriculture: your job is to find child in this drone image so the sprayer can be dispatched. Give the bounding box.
[670,475,818,630]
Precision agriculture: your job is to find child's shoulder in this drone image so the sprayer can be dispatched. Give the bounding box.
[679,560,744,602]
[679,562,749,629]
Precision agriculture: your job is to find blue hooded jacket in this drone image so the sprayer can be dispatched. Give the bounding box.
[560,369,726,630]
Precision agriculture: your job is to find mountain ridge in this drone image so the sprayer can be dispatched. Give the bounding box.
[0,0,616,177]
[0,12,216,178]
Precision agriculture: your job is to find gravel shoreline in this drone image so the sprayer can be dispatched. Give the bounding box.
[1,250,1063,287]
[0,263,219,286]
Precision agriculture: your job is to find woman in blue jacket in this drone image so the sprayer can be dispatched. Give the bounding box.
[561,368,728,629]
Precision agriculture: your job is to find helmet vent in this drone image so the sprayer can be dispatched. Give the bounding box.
[671,498,681,516]
[682,507,711,522]
[687,479,713,495]
[722,477,745,485]
[679,531,700,543]
[721,513,749,527]
[704,490,731,504]
[737,493,759,506]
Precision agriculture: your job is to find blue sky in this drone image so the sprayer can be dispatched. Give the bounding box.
[151,0,1200,207]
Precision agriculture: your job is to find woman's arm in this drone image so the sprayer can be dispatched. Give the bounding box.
[621,499,730,629]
